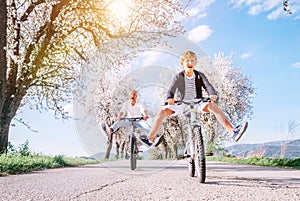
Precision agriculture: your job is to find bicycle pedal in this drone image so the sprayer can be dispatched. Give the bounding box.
[184,154,191,158]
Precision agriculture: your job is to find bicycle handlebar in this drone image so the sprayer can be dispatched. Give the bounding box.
[164,97,211,105]
[120,117,144,121]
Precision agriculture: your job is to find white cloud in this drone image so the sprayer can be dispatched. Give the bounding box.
[188,7,201,17]
[246,0,261,6]
[230,0,300,20]
[196,0,216,11]
[262,0,281,11]
[267,7,282,20]
[241,52,252,59]
[248,4,262,15]
[187,25,213,43]
[186,0,215,18]
[197,13,208,18]
[229,0,246,7]
[291,62,300,69]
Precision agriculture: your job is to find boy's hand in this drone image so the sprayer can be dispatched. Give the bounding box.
[143,115,149,121]
[167,98,175,105]
[209,95,218,102]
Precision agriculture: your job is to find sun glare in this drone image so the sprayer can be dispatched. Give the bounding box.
[106,0,133,25]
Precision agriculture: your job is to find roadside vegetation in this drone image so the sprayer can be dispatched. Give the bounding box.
[1,141,299,176]
[207,156,300,169]
[0,141,99,176]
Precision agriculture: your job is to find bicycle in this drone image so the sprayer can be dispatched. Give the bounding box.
[172,97,210,183]
[120,116,144,170]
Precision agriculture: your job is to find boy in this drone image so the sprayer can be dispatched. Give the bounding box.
[141,50,248,146]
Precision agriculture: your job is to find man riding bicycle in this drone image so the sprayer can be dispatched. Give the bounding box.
[101,89,150,142]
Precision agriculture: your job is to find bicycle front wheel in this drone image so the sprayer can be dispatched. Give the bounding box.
[193,126,206,183]
[130,135,137,170]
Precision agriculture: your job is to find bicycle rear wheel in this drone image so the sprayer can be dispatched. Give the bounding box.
[130,135,137,170]
[193,126,206,183]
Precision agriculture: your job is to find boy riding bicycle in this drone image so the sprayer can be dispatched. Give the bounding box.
[141,50,248,146]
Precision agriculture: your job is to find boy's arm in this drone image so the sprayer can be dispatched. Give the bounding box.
[200,72,216,95]
[166,73,181,99]
[200,72,218,101]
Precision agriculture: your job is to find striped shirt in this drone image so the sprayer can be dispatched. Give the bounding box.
[184,73,196,100]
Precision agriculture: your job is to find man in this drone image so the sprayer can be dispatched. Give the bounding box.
[101,89,150,141]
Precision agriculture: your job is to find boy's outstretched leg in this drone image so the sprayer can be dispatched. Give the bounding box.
[203,102,248,142]
[140,107,174,147]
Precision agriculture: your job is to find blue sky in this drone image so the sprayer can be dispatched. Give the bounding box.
[9,0,300,157]
[181,0,300,145]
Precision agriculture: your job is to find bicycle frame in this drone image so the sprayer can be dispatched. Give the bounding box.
[174,98,210,183]
[186,102,201,159]
[120,117,143,170]
[176,99,203,158]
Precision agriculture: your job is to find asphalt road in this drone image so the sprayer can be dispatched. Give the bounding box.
[0,160,299,201]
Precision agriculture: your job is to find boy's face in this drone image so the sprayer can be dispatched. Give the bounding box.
[182,55,197,74]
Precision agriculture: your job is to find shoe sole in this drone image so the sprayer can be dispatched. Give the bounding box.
[147,136,163,150]
[153,135,163,147]
[235,122,248,142]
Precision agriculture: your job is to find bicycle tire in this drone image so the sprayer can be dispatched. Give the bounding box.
[193,126,206,183]
[187,158,195,177]
[130,135,137,170]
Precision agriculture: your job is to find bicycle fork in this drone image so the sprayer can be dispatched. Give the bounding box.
[187,105,198,160]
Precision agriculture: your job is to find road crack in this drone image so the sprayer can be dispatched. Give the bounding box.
[70,178,129,200]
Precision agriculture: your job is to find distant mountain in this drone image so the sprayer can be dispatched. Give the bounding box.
[226,139,300,159]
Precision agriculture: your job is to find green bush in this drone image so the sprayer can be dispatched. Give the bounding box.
[0,153,99,175]
[0,141,100,176]
[207,156,300,169]
[53,155,67,166]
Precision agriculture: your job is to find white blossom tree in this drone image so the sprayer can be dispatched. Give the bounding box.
[93,66,136,159]
[0,0,187,153]
[202,52,255,152]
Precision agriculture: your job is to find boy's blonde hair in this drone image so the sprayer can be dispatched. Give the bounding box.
[180,50,197,65]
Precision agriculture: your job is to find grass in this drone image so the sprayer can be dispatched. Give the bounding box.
[207,156,300,169]
[1,139,299,177]
[1,153,299,176]
[0,153,100,176]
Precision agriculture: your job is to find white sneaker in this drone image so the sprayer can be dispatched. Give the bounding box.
[232,122,248,142]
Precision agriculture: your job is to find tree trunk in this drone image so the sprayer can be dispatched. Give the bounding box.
[115,141,120,159]
[120,141,125,158]
[0,0,8,153]
[0,98,23,153]
[160,137,169,159]
[173,144,178,159]
[0,0,7,110]
[0,118,10,154]
[104,133,113,159]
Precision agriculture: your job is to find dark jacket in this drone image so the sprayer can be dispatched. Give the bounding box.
[166,70,216,100]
